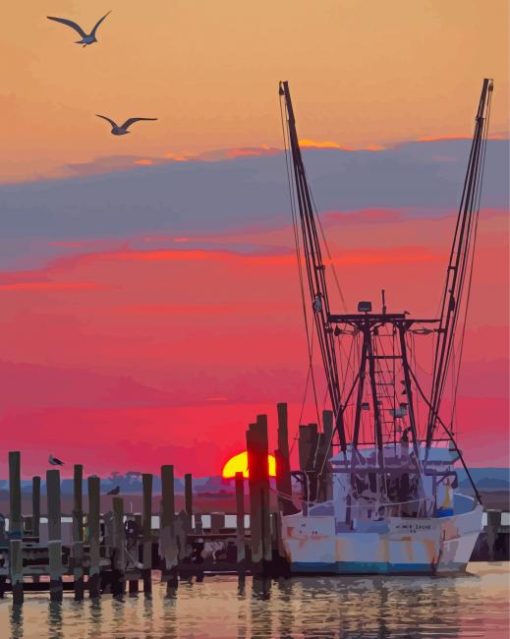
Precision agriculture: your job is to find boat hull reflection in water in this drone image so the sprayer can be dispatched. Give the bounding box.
[1,564,507,639]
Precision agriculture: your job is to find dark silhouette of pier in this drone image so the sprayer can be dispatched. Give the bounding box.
[0,401,507,605]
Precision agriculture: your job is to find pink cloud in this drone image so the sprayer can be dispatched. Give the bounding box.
[0,280,100,292]
[324,208,405,225]
[0,393,506,478]
[0,207,506,470]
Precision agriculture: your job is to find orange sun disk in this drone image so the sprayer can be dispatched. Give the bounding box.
[222,451,276,479]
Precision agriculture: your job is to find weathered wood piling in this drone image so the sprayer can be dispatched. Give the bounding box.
[235,472,246,570]
[275,402,294,515]
[72,464,84,600]
[321,409,334,500]
[210,512,224,534]
[87,476,101,599]
[246,415,272,574]
[142,472,152,596]
[47,469,63,602]
[9,452,23,605]
[160,465,178,594]
[184,473,193,530]
[112,497,126,598]
[32,475,41,539]
[298,423,318,507]
[486,509,502,561]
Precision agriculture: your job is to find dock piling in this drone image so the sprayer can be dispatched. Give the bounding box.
[235,472,246,569]
[129,579,139,596]
[487,509,502,561]
[32,475,41,539]
[87,476,101,599]
[256,415,272,566]
[322,410,334,500]
[72,464,84,600]
[247,416,272,574]
[142,473,153,596]
[9,451,23,605]
[276,402,294,515]
[46,469,63,602]
[299,423,319,505]
[210,512,225,534]
[112,497,126,598]
[247,423,262,567]
[271,511,289,578]
[160,465,178,594]
[184,473,193,531]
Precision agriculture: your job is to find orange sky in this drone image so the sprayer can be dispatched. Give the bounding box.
[1,0,508,181]
[0,2,507,476]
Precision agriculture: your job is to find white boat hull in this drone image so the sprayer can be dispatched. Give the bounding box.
[282,504,483,575]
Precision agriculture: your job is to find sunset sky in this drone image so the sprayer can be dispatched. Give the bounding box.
[0,1,507,477]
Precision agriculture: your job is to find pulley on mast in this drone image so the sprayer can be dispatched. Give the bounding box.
[426,78,494,448]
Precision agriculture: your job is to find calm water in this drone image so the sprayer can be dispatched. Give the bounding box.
[0,563,508,639]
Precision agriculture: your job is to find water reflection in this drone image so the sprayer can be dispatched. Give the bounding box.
[161,584,178,639]
[48,601,63,639]
[286,575,462,639]
[142,594,153,619]
[10,604,23,639]
[277,579,294,639]
[252,576,272,601]
[111,597,126,635]
[251,577,273,637]
[89,598,102,637]
[237,573,246,598]
[0,564,507,639]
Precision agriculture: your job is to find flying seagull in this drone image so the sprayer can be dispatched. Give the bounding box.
[47,11,111,47]
[96,115,158,136]
[49,454,64,466]
[107,486,120,496]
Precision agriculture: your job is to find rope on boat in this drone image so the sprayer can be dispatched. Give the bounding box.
[407,365,483,505]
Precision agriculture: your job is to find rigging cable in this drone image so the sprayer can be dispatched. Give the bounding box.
[449,95,492,434]
[408,365,482,504]
[309,189,348,312]
[427,80,493,446]
[279,95,322,429]
[279,82,347,455]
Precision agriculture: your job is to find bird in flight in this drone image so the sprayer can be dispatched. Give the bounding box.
[47,11,111,47]
[96,115,158,136]
[49,454,64,466]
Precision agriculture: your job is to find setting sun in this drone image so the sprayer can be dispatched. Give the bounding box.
[221,451,276,479]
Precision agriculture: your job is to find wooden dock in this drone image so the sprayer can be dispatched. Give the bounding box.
[0,402,507,603]
[0,405,293,603]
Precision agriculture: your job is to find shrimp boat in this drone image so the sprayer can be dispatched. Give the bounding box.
[277,79,493,574]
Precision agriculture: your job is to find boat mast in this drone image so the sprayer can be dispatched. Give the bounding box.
[426,78,494,448]
[279,81,347,453]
